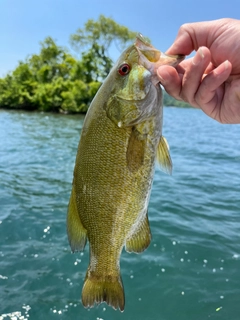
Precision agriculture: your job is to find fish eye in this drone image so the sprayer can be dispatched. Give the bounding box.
[118,63,131,76]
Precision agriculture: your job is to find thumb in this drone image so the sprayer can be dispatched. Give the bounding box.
[157,65,182,99]
[157,65,173,84]
[166,20,218,56]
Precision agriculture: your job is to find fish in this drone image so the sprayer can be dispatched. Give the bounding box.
[67,34,184,312]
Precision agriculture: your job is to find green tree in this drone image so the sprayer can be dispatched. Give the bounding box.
[70,15,136,80]
[0,17,139,113]
[70,15,136,54]
[163,90,191,108]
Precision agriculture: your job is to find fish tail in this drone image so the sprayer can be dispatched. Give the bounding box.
[81,272,125,312]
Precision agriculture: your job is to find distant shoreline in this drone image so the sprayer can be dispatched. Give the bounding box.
[0,104,192,115]
[0,91,192,114]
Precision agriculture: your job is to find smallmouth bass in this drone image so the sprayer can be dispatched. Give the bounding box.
[67,34,184,311]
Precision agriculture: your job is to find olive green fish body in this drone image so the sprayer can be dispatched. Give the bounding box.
[67,34,184,311]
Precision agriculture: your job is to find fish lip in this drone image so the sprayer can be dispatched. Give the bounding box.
[135,33,185,59]
[160,52,185,66]
[134,33,185,70]
[134,37,185,86]
[135,33,152,48]
[135,35,161,64]
[137,47,185,70]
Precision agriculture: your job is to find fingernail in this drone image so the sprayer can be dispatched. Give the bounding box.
[192,48,204,66]
[215,60,231,75]
[224,60,230,70]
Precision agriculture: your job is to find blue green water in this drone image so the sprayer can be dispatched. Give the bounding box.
[0,108,240,320]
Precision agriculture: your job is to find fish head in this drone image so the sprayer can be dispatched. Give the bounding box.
[105,34,184,127]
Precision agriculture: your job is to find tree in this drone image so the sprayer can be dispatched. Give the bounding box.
[163,90,191,108]
[70,15,136,54]
[70,15,136,80]
[0,36,103,113]
[0,17,151,113]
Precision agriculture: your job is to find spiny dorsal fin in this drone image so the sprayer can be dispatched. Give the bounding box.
[156,136,172,175]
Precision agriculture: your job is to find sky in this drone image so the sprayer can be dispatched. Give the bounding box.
[1,0,240,77]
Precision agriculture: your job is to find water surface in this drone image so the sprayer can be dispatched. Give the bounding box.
[0,108,240,320]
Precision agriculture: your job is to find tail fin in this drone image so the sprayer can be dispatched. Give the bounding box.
[81,274,125,312]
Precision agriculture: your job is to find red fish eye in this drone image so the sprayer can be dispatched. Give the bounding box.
[118,63,131,76]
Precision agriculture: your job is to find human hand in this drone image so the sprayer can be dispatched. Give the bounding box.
[158,18,240,124]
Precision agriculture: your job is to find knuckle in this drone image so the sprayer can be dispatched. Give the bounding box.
[179,23,191,33]
[180,87,197,107]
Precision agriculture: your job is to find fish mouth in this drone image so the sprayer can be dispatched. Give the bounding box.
[135,34,162,63]
[135,33,185,79]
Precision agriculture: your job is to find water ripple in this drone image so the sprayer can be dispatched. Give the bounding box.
[1,109,240,319]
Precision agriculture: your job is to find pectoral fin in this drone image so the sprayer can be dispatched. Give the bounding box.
[67,184,87,252]
[125,213,151,253]
[126,128,146,172]
[156,136,172,175]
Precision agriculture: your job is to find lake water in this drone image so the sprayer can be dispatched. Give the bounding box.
[0,108,240,320]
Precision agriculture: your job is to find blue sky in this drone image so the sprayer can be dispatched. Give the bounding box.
[1,0,240,77]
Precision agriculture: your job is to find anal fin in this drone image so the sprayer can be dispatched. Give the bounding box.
[125,213,151,253]
[67,184,87,252]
